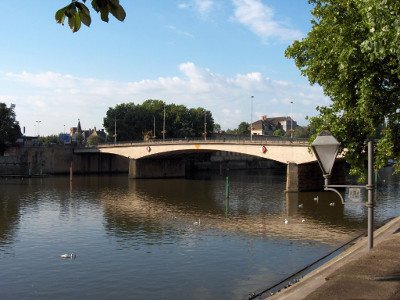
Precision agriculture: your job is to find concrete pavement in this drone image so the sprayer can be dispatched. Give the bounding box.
[268,216,400,299]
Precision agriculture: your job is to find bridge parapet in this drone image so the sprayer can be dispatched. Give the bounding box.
[76,138,313,165]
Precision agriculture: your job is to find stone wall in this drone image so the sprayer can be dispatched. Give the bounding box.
[0,146,128,175]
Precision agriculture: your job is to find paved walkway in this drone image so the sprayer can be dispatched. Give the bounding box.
[269,216,400,299]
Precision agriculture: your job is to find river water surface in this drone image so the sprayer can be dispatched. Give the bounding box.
[0,168,399,299]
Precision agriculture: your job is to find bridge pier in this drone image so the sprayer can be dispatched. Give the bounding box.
[129,158,186,179]
[286,161,346,192]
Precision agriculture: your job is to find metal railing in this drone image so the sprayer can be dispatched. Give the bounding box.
[80,136,309,149]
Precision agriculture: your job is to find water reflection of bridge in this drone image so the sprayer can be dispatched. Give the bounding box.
[100,180,363,245]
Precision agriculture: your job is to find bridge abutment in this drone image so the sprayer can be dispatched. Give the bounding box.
[129,158,186,179]
[286,161,346,192]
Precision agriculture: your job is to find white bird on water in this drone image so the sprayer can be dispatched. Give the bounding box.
[60,253,76,259]
[330,202,335,207]
[298,204,303,208]
[284,219,288,225]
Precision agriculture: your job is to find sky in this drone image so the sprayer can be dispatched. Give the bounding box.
[0,0,329,136]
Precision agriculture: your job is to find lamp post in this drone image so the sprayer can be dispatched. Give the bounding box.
[311,131,374,250]
[204,110,207,141]
[114,115,117,145]
[250,96,254,141]
[162,105,166,142]
[36,120,41,136]
[153,116,156,138]
[290,101,293,139]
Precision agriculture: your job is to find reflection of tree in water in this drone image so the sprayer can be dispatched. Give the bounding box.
[0,182,22,248]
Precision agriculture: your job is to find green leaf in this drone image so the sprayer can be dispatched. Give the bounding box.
[65,3,77,18]
[55,8,66,25]
[68,12,82,33]
[76,3,92,27]
[100,8,110,22]
[76,2,91,16]
[110,4,126,21]
[79,10,91,27]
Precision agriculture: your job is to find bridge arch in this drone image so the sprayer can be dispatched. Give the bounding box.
[92,141,315,165]
[75,140,325,191]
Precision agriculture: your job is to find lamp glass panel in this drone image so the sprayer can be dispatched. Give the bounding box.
[313,144,339,175]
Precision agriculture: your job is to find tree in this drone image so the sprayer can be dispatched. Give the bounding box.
[237,122,250,135]
[213,123,221,133]
[0,103,21,155]
[38,135,61,146]
[87,134,101,146]
[103,100,215,141]
[273,129,284,137]
[285,0,400,179]
[56,0,126,33]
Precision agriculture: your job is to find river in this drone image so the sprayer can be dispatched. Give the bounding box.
[0,168,399,299]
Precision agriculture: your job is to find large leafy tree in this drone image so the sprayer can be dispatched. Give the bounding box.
[103,100,214,141]
[0,103,21,155]
[56,0,126,32]
[285,0,400,179]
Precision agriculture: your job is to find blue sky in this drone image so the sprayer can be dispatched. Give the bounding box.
[0,0,329,136]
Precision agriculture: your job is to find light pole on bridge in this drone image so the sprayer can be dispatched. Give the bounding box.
[290,101,293,139]
[36,120,41,137]
[162,105,166,142]
[204,110,207,141]
[250,96,254,141]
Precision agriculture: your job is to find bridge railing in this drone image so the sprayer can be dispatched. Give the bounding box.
[87,136,309,148]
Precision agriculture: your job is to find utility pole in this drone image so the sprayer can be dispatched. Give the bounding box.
[250,96,254,141]
[114,115,117,145]
[153,116,156,138]
[36,120,41,137]
[290,101,293,139]
[163,105,166,142]
[204,110,207,141]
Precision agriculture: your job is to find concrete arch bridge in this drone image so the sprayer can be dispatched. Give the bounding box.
[76,139,335,191]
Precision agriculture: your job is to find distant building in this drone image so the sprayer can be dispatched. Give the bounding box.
[250,115,297,136]
[69,119,107,144]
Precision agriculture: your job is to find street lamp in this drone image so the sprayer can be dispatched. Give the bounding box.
[153,116,156,138]
[204,110,207,141]
[36,120,41,136]
[250,96,254,141]
[114,115,117,145]
[311,131,375,250]
[162,105,166,142]
[290,101,293,139]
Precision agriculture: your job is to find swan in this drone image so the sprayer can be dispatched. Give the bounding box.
[302,218,306,223]
[298,204,303,208]
[60,253,76,259]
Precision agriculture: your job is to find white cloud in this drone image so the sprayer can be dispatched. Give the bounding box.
[0,64,327,136]
[232,0,302,42]
[178,0,215,16]
[195,0,214,14]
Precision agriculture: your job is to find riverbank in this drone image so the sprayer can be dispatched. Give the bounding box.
[268,216,400,299]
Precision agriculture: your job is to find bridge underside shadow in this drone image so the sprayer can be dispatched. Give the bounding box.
[286,160,346,192]
[126,150,346,191]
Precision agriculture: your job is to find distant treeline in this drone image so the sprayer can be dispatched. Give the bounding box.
[103,100,215,141]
